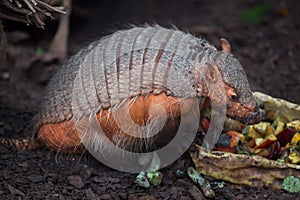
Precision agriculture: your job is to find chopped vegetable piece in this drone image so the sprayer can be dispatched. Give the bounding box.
[267,141,281,160]
[291,133,300,147]
[266,123,275,135]
[147,171,163,187]
[282,175,300,193]
[287,120,300,132]
[272,115,287,129]
[226,131,245,147]
[253,122,273,136]
[255,138,264,146]
[277,127,297,147]
[188,167,206,186]
[254,134,277,149]
[135,171,150,188]
[286,152,300,164]
[187,167,215,198]
[275,121,286,135]
[246,125,263,139]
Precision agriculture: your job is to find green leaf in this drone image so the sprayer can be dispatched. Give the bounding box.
[282,175,300,193]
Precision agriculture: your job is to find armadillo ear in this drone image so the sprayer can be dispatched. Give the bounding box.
[220,38,231,53]
[204,63,220,82]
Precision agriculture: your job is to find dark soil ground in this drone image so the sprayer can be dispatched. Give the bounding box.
[0,0,299,199]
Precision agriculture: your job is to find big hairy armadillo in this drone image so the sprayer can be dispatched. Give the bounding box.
[35,26,260,154]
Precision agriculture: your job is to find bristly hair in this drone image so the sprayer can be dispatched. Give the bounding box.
[74,95,182,158]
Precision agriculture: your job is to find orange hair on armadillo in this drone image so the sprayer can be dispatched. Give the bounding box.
[38,93,188,153]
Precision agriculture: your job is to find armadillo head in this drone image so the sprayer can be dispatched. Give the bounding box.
[207,39,261,125]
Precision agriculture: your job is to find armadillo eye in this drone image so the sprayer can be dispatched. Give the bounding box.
[230,94,238,101]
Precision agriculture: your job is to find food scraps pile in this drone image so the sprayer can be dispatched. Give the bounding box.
[214,92,300,165]
[214,111,300,165]
[191,92,300,193]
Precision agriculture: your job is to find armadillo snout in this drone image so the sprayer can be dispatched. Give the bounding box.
[226,101,261,125]
[234,105,261,125]
[247,106,261,124]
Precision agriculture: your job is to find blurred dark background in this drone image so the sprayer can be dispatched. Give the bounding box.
[0,1,299,199]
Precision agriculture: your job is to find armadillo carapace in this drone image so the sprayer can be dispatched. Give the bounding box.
[36,26,260,153]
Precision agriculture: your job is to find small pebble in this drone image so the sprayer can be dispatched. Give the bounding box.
[67,175,84,189]
[27,174,43,183]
